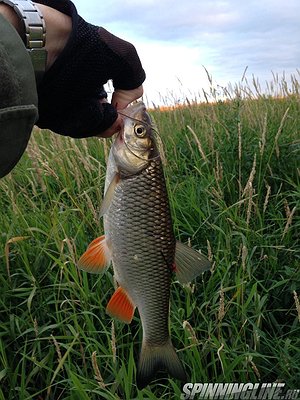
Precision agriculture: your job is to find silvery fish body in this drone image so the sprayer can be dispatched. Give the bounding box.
[78,102,210,389]
[105,153,174,344]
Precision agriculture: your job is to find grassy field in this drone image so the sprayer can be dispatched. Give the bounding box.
[0,75,299,399]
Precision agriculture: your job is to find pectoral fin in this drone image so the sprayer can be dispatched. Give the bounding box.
[78,235,111,273]
[106,287,135,324]
[174,241,211,284]
[100,173,120,217]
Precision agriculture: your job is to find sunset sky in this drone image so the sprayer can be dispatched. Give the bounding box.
[74,0,300,105]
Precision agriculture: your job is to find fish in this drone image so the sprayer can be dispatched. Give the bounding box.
[78,101,211,389]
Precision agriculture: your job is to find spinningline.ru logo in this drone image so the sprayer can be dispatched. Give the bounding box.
[180,383,300,400]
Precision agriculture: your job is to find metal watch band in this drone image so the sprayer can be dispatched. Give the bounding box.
[0,0,47,84]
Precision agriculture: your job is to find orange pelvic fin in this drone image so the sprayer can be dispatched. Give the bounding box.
[77,235,111,273]
[174,241,211,284]
[106,286,135,324]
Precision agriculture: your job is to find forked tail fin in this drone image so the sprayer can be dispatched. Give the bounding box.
[136,338,187,390]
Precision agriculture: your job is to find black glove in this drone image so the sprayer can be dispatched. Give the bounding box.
[36,0,146,138]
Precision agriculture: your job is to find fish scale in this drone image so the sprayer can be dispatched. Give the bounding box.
[105,158,174,344]
[78,101,211,389]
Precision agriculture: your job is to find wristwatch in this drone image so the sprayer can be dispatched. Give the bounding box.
[0,0,47,84]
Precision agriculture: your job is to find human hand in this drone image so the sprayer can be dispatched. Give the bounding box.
[97,98,124,138]
[34,2,146,139]
[112,86,144,110]
[97,86,143,137]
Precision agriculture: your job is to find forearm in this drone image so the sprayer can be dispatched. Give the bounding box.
[0,3,24,35]
[1,0,145,138]
[0,3,71,71]
[34,2,72,70]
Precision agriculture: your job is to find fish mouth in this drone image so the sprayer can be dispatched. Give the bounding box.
[119,101,146,120]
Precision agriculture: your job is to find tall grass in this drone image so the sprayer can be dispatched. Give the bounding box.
[0,73,299,399]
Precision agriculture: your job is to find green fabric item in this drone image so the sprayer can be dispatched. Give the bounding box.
[0,13,38,178]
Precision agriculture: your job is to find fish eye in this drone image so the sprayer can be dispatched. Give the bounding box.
[134,124,147,137]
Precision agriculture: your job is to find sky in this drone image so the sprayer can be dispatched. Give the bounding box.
[74,0,300,105]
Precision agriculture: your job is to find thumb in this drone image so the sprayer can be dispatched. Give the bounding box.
[112,86,143,110]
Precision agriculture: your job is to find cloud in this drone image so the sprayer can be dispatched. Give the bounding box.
[133,41,212,104]
[76,0,300,42]
[74,0,300,103]
[76,0,240,41]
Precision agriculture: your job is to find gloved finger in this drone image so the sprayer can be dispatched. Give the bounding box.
[97,114,123,138]
[37,99,118,138]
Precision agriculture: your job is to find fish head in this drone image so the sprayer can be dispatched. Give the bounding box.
[112,102,157,175]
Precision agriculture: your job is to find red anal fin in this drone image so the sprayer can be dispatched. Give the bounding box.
[78,235,111,274]
[106,287,135,324]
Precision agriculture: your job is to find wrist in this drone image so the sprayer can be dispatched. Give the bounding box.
[0,1,71,73]
[0,4,24,36]
[0,1,47,83]
[34,3,72,70]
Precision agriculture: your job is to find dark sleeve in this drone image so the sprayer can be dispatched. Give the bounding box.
[98,27,146,90]
[34,0,146,138]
